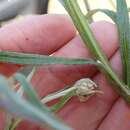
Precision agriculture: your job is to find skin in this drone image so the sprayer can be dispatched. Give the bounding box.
[0,14,129,130]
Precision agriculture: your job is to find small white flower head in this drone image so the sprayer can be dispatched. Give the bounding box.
[73,78,103,102]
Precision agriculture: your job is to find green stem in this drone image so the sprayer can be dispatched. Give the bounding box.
[83,0,93,23]
[60,0,130,103]
[6,119,21,130]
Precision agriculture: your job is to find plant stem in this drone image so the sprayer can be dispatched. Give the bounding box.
[8,119,21,130]
[60,0,130,103]
[83,0,93,23]
[41,87,76,103]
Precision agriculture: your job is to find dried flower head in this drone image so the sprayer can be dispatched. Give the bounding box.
[74,78,103,102]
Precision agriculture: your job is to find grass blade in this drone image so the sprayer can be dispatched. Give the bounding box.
[0,51,99,66]
[59,0,130,104]
[12,72,73,130]
[14,73,44,110]
[116,0,130,86]
[0,75,73,130]
[10,72,52,130]
[59,0,108,62]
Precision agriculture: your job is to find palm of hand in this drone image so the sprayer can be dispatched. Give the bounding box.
[0,15,129,130]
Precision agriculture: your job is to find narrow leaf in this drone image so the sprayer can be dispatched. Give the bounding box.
[59,0,108,63]
[14,73,74,129]
[0,51,99,66]
[0,75,73,130]
[14,73,44,110]
[116,0,130,86]
[59,0,130,104]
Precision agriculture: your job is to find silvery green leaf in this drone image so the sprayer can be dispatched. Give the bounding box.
[0,75,73,130]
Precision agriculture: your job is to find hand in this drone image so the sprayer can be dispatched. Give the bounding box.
[0,14,129,130]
